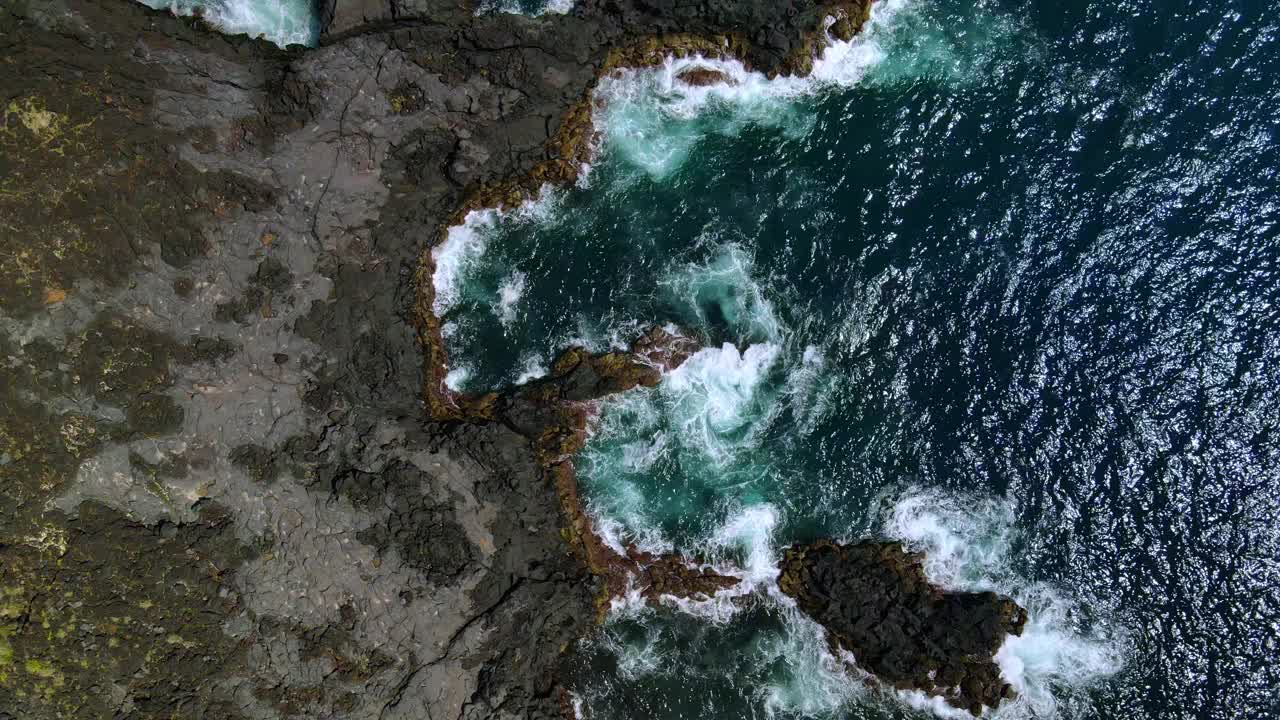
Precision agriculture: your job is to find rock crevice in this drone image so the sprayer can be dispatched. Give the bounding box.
[0,0,1025,717]
[780,540,1028,714]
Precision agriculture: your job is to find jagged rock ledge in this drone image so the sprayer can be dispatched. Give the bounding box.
[780,540,1029,715]
[0,0,1026,717]
[414,0,875,421]
[409,0,877,618]
[476,326,742,616]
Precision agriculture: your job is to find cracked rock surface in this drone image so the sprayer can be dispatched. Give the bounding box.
[0,0,869,717]
[779,540,1029,716]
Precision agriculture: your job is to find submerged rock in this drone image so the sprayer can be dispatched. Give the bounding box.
[675,66,735,86]
[779,540,1027,715]
[1,0,873,716]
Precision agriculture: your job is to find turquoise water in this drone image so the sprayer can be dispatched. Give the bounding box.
[438,0,1280,717]
[138,0,319,46]
[475,0,575,15]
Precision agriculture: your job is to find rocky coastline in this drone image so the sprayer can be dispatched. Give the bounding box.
[0,0,1022,718]
[780,540,1028,715]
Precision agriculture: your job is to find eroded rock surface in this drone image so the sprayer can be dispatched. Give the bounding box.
[0,0,869,718]
[779,540,1028,715]
[675,66,736,86]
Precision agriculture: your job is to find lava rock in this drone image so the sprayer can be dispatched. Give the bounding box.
[779,539,1028,715]
[676,66,736,86]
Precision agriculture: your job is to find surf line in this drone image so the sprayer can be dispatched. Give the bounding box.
[415,0,877,419]
[406,2,1043,716]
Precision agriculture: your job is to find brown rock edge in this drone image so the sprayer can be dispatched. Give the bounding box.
[413,0,876,423]
[410,1,1031,712]
[0,0,1037,716]
[477,325,743,619]
[780,540,1029,715]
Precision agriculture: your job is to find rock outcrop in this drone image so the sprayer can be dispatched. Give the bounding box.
[0,1,871,717]
[779,540,1029,715]
[504,327,741,615]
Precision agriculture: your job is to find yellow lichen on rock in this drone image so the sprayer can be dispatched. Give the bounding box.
[5,98,68,145]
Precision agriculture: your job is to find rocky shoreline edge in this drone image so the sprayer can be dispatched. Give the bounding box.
[413,1,1029,714]
[0,0,1024,717]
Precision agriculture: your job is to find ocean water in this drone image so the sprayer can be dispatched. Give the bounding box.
[475,0,575,15]
[138,0,319,47]
[437,0,1280,717]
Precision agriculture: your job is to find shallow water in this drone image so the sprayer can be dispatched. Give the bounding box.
[138,0,318,47]
[438,0,1280,716]
[475,0,575,15]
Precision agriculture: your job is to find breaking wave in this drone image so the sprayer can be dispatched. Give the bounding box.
[475,0,575,16]
[138,0,318,47]
[884,490,1126,718]
[413,0,1280,715]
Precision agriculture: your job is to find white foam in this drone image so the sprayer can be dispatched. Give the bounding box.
[617,429,667,473]
[542,0,574,14]
[759,606,867,717]
[475,0,574,16]
[656,504,781,623]
[590,0,921,179]
[710,503,781,589]
[895,689,982,719]
[443,365,472,391]
[140,0,317,47]
[661,342,781,466]
[432,185,563,319]
[432,209,496,317]
[588,480,672,557]
[783,344,841,434]
[610,613,668,680]
[884,489,1018,588]
[993,587,1124,719]
[512,353,548,385]
[883,488,1124,718]
[590,485,1123,719]
[494,271,527,327]
[661,242,783,342]
[606,577,650,620]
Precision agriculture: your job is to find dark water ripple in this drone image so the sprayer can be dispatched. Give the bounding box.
[439,0,1280,716]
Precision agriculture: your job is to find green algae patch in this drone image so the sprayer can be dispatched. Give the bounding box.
[23,658,58,679]
[4,98,74,145]
[0,502,255,717]
[0,332,106,530]
[1,315,256,713]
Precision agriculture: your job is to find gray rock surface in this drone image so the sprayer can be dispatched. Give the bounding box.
[0,0,867,717]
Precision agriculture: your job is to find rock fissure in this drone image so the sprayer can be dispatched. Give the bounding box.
[0,0,1026,717]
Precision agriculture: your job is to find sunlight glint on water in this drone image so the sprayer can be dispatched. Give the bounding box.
[432,0,1280,716]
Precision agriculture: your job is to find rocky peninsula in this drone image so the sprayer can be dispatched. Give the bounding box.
[0,0,1023,718]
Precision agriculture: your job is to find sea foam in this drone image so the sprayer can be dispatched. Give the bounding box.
[661,342,782,466]
[475,0,574,16]
[494,271,527,326]
[589,0,920,180]
[139,0,318,47]
[431,186,561,320]
[592,486,1124,718]
[884,488,1125,718]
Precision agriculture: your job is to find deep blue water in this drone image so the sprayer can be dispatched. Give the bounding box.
[138,0,319,46]
[432,1,1280,717]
